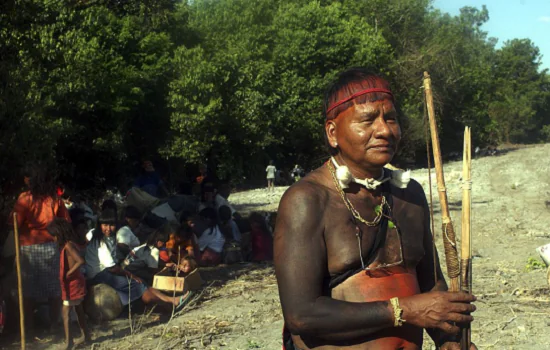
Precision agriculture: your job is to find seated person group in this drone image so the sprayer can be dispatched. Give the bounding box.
[65,183,273,314]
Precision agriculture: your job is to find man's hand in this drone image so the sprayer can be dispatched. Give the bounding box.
[440,342,477,350]
[400,291,476,334]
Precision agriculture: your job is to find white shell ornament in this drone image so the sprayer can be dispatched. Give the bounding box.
[389,169,411,189]
[335,164,353,189]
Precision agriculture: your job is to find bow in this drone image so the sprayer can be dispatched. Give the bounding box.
[424,72,473,350]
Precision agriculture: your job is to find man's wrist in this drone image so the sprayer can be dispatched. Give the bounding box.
[389,297,406,327]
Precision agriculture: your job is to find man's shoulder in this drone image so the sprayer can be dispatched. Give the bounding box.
[15,191,31,206]
[117,226,136,238]
[280,168,330,210]
[389,174,427,208]
[17,191,31,200]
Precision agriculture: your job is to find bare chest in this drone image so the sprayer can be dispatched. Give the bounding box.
[323,193,426,276]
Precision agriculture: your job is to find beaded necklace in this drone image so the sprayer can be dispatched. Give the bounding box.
[326,160,388,227]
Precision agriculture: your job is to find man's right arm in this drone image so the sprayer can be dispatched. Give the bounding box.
[274,183,476,342]
[274,184,395,341]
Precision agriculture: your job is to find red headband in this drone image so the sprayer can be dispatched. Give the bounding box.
[326,88,394,117]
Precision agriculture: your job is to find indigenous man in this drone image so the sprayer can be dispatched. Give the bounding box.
[274,68,476,350]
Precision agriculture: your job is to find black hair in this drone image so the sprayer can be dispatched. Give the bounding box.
[69,207,85,223]
[73,216,88,229]
[23,165,57,200]
[99,208,117,225]
[323,68,393,120]
[249,212,270,234]
[146,224,171,247]
[180,211,194,225]
[178,221,194,240]
[47,218,80,248]
[101,199,117,212]
[201,182,216,202]
[178,181,193,195]
[124,205,141,220]
[61,188,72,200]
[91,208,118,243]
[218,205,232,222]
[199,207,217,223]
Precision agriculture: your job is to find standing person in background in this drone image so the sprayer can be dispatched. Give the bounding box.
[291,164,304,183]
[196,164,208,185]
[266,160,277,193]
[10,166,71,332]
[134,159,168,198]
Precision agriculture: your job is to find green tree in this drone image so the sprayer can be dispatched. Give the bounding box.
[489,39,549,143]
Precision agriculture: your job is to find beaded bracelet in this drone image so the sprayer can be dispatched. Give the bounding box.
[390,297,406,327]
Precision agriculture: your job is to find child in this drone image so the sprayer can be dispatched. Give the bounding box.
[123,226,171,286]
[197,208,225,266]
[249,212,274,262]
[175,256,198,277]
[218,205,241,242]
[47,218,91,349]
[166,221,200,260]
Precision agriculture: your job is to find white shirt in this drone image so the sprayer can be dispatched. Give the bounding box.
[198,225,225,254]
[129,244,160,269]
[151,202,178,223]
[266,165,276,179]
[116,226,140,249]
[85,236,117,279]
[215,194,236,215]
[86,228,94,242]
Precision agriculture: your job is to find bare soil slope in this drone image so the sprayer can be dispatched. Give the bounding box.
[5,144,550,350]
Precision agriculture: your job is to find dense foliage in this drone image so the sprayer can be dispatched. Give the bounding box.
[1,0,549,197]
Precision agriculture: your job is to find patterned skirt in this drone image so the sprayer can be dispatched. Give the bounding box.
[20,242,61,299]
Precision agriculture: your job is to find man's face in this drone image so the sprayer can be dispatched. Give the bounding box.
[326,98,401,169]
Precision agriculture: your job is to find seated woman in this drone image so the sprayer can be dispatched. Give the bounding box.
[218,205,241,242]
[196,208,225,266]
[85,209,189,311]
[116,206,142,256]
[248,212,273,262]
[122,226,171,286]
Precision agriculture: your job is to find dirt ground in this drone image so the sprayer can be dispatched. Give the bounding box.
[3,144,550,349]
